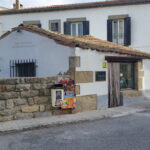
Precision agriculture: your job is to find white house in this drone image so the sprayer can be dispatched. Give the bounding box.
[0,0,150,52]
[1,25,150,110]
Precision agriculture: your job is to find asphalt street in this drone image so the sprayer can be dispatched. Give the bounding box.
[0,110,150,150]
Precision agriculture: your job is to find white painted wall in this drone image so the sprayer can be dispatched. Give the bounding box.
[0,30,75,77]
[0,4,150,52]
[75,47,124,97]
[143,59,150,99]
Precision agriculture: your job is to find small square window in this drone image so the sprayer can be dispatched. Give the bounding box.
[51,23,59,32]
[49,20,61,33]
[95,71,106,81]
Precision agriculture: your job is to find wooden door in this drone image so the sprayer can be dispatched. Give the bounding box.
[108,63,121,108]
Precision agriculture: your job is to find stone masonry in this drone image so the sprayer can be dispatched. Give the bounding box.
[0,76,71,122]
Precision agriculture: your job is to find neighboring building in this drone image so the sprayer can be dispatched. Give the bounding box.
[1,25,150,110]
[0,0,150,51]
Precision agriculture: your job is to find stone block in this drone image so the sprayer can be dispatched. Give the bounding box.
[39,89,51,96]
[0,92,19,100]
[15,113,33,120]
[33,112,52,118]
[76,94,97,112]
[5,85,15,92]
[75,85,80,95]
[39,105,45,112]
[0,85,5,92]
[25,77,41,83]
[138,71,144,77]
[121,90,142,98]
[0,101,5,111]
[40,77,57,84]
[1,109,17,116]
[136,61,143,70]
[6,100,14,109]
[69,56,80,69]
[75,71,93,83]
[0,79,5,84]
[27,98,34,105]
[21,90,39,98]
[5,78,20,85]
[0,116,13,122]
[13,98,27,106]
[21,105,39,113]
[16,84,30,91]
[34,97,49,104]
[19,78,25,84]
[45,104,52,110]
[32,84,47,90]
[138,78,143,90]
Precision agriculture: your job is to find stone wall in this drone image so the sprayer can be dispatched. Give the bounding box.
[0,76,71,122]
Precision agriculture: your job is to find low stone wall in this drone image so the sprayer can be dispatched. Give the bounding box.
[0,76,71,122]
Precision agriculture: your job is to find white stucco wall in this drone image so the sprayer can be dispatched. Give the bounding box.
[143,59,150,99]
[0,30,75,77]
[0,4,150,52]
[75,47,124,97]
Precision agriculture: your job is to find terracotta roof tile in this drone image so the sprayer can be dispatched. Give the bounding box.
[1,24,150,59]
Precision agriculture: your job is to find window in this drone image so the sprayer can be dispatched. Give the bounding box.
[107,16,131,46]
[95,71,106,81]
[112,19,124,45]
[64,20,89,36]
[10,59,36,77]
[49,20,61,32]
[23,20,41,28]
[71,22,83,36]
[120,63,135,89]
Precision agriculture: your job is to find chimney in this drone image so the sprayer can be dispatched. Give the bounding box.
[16,0,20,9]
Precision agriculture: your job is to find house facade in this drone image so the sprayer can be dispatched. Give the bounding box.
[0,0,150,52]
[1,25,150,111]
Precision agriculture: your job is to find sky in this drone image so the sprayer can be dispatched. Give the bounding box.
[0,0,104,8]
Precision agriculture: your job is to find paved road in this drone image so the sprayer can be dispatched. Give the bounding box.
[0,110,150,150]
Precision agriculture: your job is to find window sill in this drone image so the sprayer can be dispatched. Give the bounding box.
[120,89,142,98]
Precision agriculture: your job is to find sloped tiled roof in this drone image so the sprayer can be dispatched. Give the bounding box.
[0,0,150,15]
[1,24,150,59]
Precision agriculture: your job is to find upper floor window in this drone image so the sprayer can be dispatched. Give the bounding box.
[71,22,83,36]
[107,15,131,46]
[49,20,61,33]
[112,19,124,45]
[23,20,41,28]
[64,18,89,36]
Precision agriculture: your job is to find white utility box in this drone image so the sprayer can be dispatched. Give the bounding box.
[51,89,64,107]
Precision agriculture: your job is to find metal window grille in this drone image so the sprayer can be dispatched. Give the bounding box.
[10,59,36,77]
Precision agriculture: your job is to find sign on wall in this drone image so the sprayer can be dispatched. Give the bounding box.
[103,61,107,68]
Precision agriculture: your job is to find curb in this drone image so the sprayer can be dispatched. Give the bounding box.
[0,106,147,134]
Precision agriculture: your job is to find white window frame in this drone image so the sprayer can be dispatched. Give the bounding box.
[112,19,124,45]
[71,22,83,36]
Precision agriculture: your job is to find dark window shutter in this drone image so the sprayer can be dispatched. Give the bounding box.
[124,17,131,46]
[64,21,71,35]
[107,19,112,42]
[83,21,89,35]
[37,24,41,28]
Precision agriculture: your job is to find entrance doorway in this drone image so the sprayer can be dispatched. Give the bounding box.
[108,63,121,108]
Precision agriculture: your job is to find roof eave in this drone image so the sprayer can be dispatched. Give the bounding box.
[0,0,150,15]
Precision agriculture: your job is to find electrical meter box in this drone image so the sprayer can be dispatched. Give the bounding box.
[51,89,64,107]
